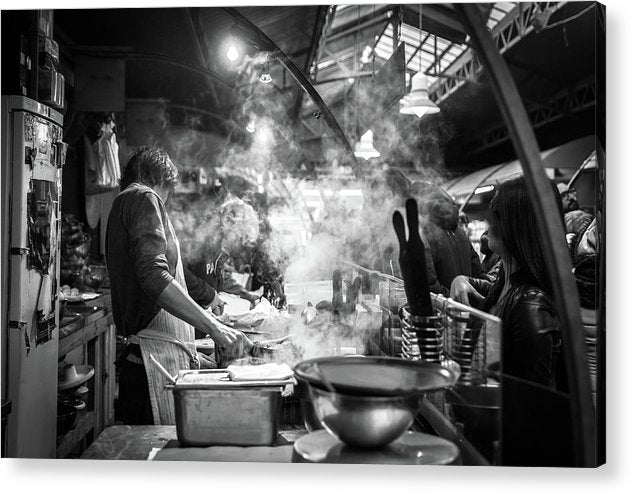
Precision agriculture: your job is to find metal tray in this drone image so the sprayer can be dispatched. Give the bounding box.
[167,369,287,447]
[170,369,294,389]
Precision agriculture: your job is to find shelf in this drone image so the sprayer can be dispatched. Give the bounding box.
[56,410,95,458]
[58,311,113,356]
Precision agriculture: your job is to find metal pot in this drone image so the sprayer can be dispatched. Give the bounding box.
[309,385,421,448]
[294,375,323,432]
[56,401,77,436]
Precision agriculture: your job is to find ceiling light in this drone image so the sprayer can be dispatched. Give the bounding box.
[347,77,355,84]
[246,120,256,133]
[226,45,239,62]
[474,185,495,195]
[353,129,381,160]
[399,4,441,119]
[361,46,372,64]
[259,59,272,84]
[399,72,440,119]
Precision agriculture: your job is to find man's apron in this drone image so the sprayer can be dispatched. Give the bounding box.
[132,220,199,425]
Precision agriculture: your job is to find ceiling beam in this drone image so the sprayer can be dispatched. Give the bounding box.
[312,71,375,86]
[222,6,363,179]
[292,5,329,122]
[424,40,457,74]
[403,4,467,44]
[405,32,432,66]
[507,56,570,88]
[461,77,596,156]
[68,47,235,89]
[182,8,222,110]
[430,2,568,104]
[327,4,393,42]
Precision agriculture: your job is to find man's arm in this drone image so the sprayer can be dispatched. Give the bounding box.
[221,271,261,304]
[156,279,252,356]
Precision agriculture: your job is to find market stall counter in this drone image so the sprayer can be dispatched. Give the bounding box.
[80,422,462,464]
[80,425,307,461]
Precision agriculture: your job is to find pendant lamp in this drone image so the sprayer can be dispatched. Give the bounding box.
[399,4,441,119]
[353,130,381,160]
[399,71,440,118]
[259,60,272,84]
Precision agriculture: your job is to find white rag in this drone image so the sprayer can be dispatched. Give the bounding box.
[226,363,294,381]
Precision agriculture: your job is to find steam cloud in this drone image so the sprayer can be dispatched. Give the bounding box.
[136,48,459,359]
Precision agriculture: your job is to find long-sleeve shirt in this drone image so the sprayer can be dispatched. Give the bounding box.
[184,266,217,308]
[423,224,483,296]
[106,183,178,337]
[188,251,251,300]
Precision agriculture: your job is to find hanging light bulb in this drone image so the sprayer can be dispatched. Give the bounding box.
[259,60,272,84]
[399,71,440,118]
[353,129,381,160]
[226,45,239,62]
[360,45,372,64]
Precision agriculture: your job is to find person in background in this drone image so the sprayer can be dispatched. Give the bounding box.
[557,182,579,214]
[479,229,500,274]
[411,181,483,297]
[106,146,252,426]
[449,176,571,466]
[188,197,263,308]
[458,211,470,234]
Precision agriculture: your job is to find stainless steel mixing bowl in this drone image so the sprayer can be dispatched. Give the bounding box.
[309,385,422,448]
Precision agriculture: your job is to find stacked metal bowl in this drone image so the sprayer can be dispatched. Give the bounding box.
[294,356,458,448]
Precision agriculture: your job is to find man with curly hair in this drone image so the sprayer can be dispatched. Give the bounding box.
[106,146,252,425]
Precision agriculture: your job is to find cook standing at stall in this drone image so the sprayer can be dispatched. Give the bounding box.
[106,146,252,425]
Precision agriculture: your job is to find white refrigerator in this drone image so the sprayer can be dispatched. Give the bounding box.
[1,95,64,458]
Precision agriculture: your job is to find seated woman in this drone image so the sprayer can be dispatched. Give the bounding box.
[450,176,572,466]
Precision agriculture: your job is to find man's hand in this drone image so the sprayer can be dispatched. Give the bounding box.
[206,318,253,364]
[197,352,218,369]
[450,275,484,306]
[247,292,261,310]
[210,293,226,316]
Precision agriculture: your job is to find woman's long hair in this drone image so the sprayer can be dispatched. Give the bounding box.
[488,175,563,294]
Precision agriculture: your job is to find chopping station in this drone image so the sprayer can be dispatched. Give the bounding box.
[1,3,604,468]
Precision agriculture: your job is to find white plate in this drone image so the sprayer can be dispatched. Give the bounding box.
[64,292,101,302]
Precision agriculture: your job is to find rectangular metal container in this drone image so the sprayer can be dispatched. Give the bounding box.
[169,370,287,447]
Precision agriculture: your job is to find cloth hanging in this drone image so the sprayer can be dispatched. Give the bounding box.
[94,121,121,188]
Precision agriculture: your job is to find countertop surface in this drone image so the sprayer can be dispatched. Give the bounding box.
[80,425,463,464]
[81,425,308,461]
[60,291,111,338]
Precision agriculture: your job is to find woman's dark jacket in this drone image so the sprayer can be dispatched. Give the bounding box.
[468,268,572,466]
[468,270,563,387]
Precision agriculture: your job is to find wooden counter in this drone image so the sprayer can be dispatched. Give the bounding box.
[81,425,307,461]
